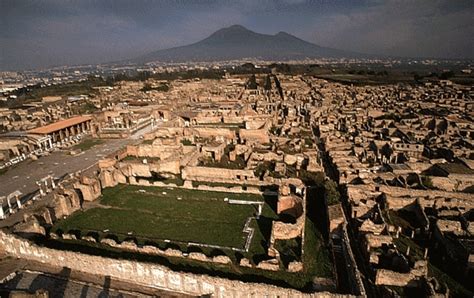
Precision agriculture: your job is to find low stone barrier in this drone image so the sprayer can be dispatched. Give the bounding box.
[0,231,354,298]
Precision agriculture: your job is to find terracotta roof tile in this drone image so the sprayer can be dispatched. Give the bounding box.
[28,116,91,134]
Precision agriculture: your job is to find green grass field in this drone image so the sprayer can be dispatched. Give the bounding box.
[53,185,270,249]
[50,184,334,289]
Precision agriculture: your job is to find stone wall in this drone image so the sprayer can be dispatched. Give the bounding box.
[52,188,82,218]
[270,215,305,244]
[126,144,183,160]
[194,116,222,124]
[240,129,270,144]
[182,166,256,182]
[192,127,237,141]
[144,127,184,140]
[328,204,345,235]
[348,184,474,210]
[340,225,366,296]
[277,195,304,218]
[430,176,473,192]
[245,120,267,130]
[73,175,101,202]
[0,231,352,298]
[374,260,428,287]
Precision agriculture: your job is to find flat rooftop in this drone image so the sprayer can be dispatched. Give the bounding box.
[28,116,92,135]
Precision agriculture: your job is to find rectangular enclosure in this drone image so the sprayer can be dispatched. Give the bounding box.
[53,185,270,249]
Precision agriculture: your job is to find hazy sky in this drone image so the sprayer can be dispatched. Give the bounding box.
[1,0,473,70]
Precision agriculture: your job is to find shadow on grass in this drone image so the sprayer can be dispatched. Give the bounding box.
[263,193,278,214]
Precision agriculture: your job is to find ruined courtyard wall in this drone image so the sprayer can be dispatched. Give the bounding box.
[278,196,304,218]
[133,144,182,159]
[0,231,352,298]
[150,160,181,175]
[385,195,474,211]
[251,151,283,162]
[125,145,139,157]
[114,147,130,161]
[191,128,236,140]
[340,226,366,296]
[375,269,414,287]
[430,176,472,192]
[348,184,474,210]
[271,215,305,241]
[245,120,267,130]
[240,129,270,144]
[182,166,256,182]
[223,116,245,124]
[194,116,222,124]
[374,261,427,288]
[378,185,473,201]
[144,127,185,140]
[384,196,417,210]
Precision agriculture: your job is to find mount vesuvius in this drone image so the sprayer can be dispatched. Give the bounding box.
[135,25,363,63]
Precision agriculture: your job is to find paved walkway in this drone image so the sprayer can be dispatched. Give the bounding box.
[0,138,129,198]
[0,124,154,200]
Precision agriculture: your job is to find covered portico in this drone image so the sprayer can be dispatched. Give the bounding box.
[28,115,92,146]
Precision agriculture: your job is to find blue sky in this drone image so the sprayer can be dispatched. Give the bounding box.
[1,0,473,70]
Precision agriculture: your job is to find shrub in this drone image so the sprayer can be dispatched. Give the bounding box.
[324,180,340,206]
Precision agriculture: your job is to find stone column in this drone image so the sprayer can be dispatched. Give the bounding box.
[15,194,22,209]
[0,197,5,219]
[44,178,50,193]
[6,197,13,214]
[59,129,65,142]
[50,176,56,189]
[257,204,262,218]
[48,137,53,149]
[37,181,45,196]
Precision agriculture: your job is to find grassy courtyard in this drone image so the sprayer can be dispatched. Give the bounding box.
[53,185,269,249]
[49,184,333,290]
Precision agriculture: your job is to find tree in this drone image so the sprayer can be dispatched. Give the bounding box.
[324,180,340,206]
[264,75,272,90]
[440,71,454,80]
[380,143,393,161]
[300,170,324,186]
[246,74,258,89]
[413,73,423,82]
[241,62,255,69]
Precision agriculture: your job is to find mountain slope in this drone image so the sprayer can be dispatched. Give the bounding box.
[135,25,363,63]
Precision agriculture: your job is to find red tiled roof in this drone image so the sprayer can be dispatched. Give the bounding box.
[28,116,91,134]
